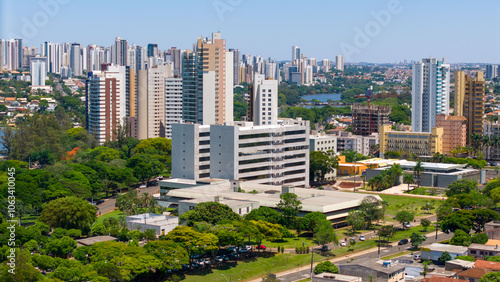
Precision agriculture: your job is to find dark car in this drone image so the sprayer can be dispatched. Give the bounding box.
[321,245,328,252]
[398,239,409,245]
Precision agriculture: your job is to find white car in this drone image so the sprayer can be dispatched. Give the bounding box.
[403,222,411,228]
[359,235,365,241]
[340,240,346,246]
[139,184,146,189]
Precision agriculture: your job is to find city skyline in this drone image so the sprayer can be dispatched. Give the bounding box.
[1,0,499,63]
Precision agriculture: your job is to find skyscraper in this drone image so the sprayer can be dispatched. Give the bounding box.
[86,65,127,144]
[455,71,485,145]
[165,77,183,138]
[335,55,344,71]
[292,45,300,61]
[3,39,22,70]
[42,41,61,74]
[147,43,158,58]
[411,58,450,132]
[252,73,278,125]
[70,43,82,76]
[30,56,47,86]
[229,48,240,85]
[182,32,234,125]
[486,65,498,79]
[112,37,128,66]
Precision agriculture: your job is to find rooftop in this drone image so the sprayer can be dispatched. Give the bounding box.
[458,268,491,279]
[76,235,117,247]
[469,243,500,252]
[338,259,405,274]
[475,260,500,271]
[423,243,468,254]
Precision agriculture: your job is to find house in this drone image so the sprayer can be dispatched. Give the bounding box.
[422,278,468,282]
[312,273,362,282]
[484,221,500,239]
[444,259,475,271]
[468,243,500,259]
[125,213,178,236]
[420,243,469,262]
[474,259,500,271]
[457,268,491,282]
[338,259,405,282]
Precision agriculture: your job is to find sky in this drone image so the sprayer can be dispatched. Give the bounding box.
[1,0,499,64]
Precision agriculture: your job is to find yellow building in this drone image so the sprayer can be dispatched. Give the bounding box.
[379,125,443,156]
[455,71,485,145]
[337,155,368,175]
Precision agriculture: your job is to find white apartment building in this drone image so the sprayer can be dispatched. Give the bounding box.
[30,56,47,86]
[411,57,450,132]
[310,134,337,153]
[172,118,310,187]
[165,77,183,138]
[335,55,344,71]
[329,131,378,156]
[86,65,127,144]
[253,74,278,125]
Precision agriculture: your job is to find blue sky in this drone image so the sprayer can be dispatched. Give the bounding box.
[1,0,499,63]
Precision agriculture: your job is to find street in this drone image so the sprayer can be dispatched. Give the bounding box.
[95,184,160,215]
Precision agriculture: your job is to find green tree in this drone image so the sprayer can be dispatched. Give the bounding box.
[472,233,489,244]
[455,255,475,262]
[45,236,77,258]
[310,150,339,183]
[438,251,452,263]
[39,196,97,231]
[300,212,327,232]
[0,249,44,281]
[314,220,338,247]
[481,272,500,282]
[346,210,365,233]
[441,210,475,234]
[359,196,383,228]
[410,232,424,249]
[164,226,219,260]
[276,192,302,227]
[126,153,164,184]
[313,261,339,275]
[403,174,414,191]
[395,210,414,229]
[450,229,472,246]
[180,201,241,226]
[91,223,107,236]
[421,218,431,231]
[413,161,424,188]
[244,206,282,224]
[377,225,396,246]
[446,179,478,197]
[144,240,189,271]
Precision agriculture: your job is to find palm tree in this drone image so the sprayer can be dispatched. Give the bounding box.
[470,133,483,156]
[413,161,424,188]
[403,174,414,191]
[490,135,500,160]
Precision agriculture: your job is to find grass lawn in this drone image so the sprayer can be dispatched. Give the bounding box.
[379,194,444,217]
[96,209,123,223]
[182,253,326,282]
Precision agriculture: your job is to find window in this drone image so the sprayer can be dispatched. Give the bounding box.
[238,208,242,214]
[247,207,250,213]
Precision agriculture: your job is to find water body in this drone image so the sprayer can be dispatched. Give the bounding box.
[301,93,342,102]
[302,105,345,109]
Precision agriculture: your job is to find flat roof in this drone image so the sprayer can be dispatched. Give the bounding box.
[424,243,468,254]
[469,243,500,251]
[77,235,117,246]
[339,258,405,274]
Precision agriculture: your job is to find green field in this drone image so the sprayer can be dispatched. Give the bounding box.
[380,251,411,260]
[379,194,444,218]
[183,253,326,282]
[96,209,123,224]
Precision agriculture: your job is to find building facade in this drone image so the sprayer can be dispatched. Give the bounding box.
[329,131,378,156]
[252,73,278,125]
[486,65,498,79]
[30,56,47,86]
[483,121,500,161]
[435,114,467,155]
[412,58,450,132]
[379,125,443,157]
[335,55,344,71]
[165,77,183,139]
[182,32,234,125]
[455,71,485,145]
[172,119,310,187]
[351,104,391,136]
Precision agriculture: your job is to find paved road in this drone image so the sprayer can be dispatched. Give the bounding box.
[270,231,454,282]
[95,184,160,216]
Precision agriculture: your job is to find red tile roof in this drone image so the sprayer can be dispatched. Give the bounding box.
[423,277,468,282]
[475,260,500,271]
[458,268,491,279]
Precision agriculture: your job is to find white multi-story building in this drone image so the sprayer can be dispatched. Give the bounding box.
[41,41,61,74]
[30,56,47,86]
[86,65,127,144]
[329,131,378,156]
[165,77,183,138]
[253,74,278,126]
[112,37,128,66]
[172,118,310,187]
[411,57,450,132]
[70,43,82,76]
[310,134,337,153]
[292,45,300,62]
[486,65,498,79]
[335,55,344,71]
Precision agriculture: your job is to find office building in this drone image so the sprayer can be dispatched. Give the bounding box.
[30,56,47,86]
[292,45,300,62]
[351,104,391,136]
[136,64,172,139]
[42,41,61,74]
[70,43,82,76]
[252,74,278,125]
[321,59,330,72]
[411,58,450,132]
[172,118,310,187]
[86,65,127,144]
[182,32,234,125]
[486,65,498,79]
[435,114,467,155]
[455,71,485,145]
[165,77,183,138]
[147,43,158,58]
[2,39,23,70]
[379,125,443,157]
[229,48,240,85]
[335,55,344,71]
[135,46,147,71]
[329,131,378,156]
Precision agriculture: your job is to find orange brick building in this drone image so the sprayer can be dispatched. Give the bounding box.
[435,114,467,155]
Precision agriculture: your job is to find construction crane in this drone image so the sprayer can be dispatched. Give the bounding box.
[355,86,375,134]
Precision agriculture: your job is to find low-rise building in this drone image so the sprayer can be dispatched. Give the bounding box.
[457,268,491,282]
[485,221,500,239]
[310,134,338,180]
[468,243,500,259]
[125,213,178,236]
[178,196,260,218]
[338,259,405,282]
[160,178,382,226]
[329,131,378,156]
[379,125,443,157]
[312,273,362,282]
[420,243,468,262]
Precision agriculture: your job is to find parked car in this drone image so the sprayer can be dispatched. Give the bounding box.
[403,222,411,228]
[359,235,365,241]
[223,255,230,261]
[340,240,346,246]
[139,184,146,189]
[203,258,211,265]
[414,254,421,260]
[239,248,249,253]
[398,239,409,245]
[227,246,237,252]
[215,256,223,262]
[256,245,267,250]
[321,245,329,252]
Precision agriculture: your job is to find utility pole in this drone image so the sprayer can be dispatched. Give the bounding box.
[435,221,438,242]
[310,246,314,279]
[378,234,381,258]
